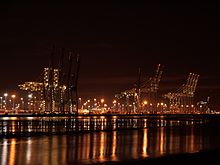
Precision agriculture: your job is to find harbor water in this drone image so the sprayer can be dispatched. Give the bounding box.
[0,115,220,164]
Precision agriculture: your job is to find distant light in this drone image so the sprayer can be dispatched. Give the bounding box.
[4,93,8,97]
[11,94,16,98]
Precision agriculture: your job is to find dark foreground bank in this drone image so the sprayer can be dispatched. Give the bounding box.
[102,149,220,164]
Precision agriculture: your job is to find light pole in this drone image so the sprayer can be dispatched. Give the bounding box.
[143,100,148,113]
[101,98,105,113]
[113,100,117,113]
[0,97,2,109]
[79,98,82,109]
[28,94,33,112]
[4,93,8,110]
[21,98,24,110]
[11,94,16,110]
[101,99,104,107]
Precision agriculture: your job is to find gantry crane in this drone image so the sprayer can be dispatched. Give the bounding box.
[163,73,199,114]
[19,46,80,115]
[115,64,164,114]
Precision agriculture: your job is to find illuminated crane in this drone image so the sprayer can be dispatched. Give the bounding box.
[163,73,199,114]
[141,64,164,113]
[19,46,80,115]
[115,64,164,114]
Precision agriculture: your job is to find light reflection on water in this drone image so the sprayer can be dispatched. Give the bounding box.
[0,116,204,135]
[1,124,220,164]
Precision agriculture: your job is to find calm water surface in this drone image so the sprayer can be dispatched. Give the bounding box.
[1,124,220,164]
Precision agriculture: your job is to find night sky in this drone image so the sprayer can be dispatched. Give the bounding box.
[0,1,220,108]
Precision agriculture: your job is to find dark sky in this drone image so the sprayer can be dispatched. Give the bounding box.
[0,1,220,108]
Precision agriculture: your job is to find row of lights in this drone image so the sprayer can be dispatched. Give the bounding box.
[0,93,16,110]
[0,93,34,111]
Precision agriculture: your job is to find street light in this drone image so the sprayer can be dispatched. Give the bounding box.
[28,94,33,112]
[28,94,33,99]
[101,99,104,103]
[78,98,82,109]
[4,93,8,110]
[21,98,24,110]
[0,97,2,109]
[11,94,16,110]
[143,101,148,105]
[101,99,105,109]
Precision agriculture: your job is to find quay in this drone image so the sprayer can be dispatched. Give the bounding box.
[1,114,219,138]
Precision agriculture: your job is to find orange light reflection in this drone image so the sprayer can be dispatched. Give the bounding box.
[9,139,16,165]
[142,129,149,157]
